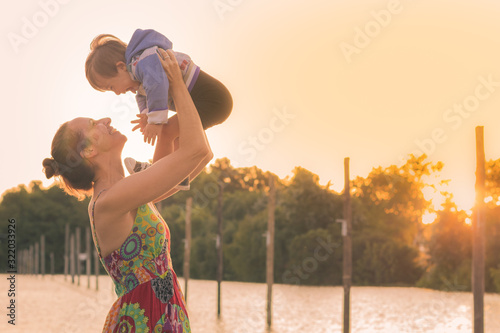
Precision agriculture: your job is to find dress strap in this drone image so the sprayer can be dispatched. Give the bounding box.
[91,189,107,260]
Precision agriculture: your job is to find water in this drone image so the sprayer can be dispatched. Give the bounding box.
[1,274,499,332]
[186,280,500,333]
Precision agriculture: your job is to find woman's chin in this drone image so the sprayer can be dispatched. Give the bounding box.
[115,133,128,151]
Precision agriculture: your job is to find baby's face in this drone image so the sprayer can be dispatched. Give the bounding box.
[95,65,140,95]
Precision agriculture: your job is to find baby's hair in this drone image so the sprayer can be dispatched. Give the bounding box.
[85,34,127,92]
[42,122,94,200]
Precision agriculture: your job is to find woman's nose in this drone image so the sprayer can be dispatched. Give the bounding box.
[99,118,111,125]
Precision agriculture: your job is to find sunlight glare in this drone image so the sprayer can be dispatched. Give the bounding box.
[422,186,445,211]
[452,189,475,212]
[422,212,437,225]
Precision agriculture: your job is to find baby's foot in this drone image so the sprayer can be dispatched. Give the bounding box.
[124,157,190,191]
[177,176,190,191]
[124,157,150,174]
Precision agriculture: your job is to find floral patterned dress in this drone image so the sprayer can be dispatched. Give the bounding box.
[91,192,191,333]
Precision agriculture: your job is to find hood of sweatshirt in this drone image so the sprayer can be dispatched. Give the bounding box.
[125,29,173,63]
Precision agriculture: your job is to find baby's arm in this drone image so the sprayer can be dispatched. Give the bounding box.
[136,94,148,114]
[130,113,162,146]
[143,124,162,145]
[134,51,171,125]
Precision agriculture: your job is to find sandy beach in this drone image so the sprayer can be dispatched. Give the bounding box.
[2,274,500,333]
[1,274,115,333]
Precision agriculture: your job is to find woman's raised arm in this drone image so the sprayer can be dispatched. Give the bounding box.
[100,49,212,216]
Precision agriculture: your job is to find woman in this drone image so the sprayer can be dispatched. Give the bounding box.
[42,49,212,332]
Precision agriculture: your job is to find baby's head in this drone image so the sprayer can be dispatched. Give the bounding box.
[85,34,139,95]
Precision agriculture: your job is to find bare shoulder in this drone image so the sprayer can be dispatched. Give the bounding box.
[92,190,126,225]
[91,190,137,257]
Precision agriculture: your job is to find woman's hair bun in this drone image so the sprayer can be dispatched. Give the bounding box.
[42,158,59,179]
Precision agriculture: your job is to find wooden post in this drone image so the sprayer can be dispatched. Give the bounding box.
[50,252,55,277]
[41,235,45,278]
[94,248,99,291]
[22,249,26,274]
[76,227,81,286]
[35,242,39,276]
[25,249,29,274]
[266,174,276,327]
[65,224,69,280]
[86,227,91,288]
[26,249,30,275]
[343,157,352,333]
[70,233,75,284]
[183,197,192,303]
[29,245,33,275]
[216,182,223,317]
[473,126,485,333]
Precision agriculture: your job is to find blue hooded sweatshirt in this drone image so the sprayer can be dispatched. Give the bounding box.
[125,29,200,124]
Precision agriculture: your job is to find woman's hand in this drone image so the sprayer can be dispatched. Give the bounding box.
[157,49,183,86]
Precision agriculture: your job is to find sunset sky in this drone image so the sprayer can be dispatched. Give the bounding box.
[2,0,500,213]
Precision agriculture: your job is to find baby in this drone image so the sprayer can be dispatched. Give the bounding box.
[85,29,232,189]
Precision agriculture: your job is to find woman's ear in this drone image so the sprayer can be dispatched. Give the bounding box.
[80,146,97,159]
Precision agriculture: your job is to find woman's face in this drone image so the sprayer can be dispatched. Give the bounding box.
[68,117,127,156]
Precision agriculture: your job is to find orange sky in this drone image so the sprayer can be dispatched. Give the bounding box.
[2,0,500,212]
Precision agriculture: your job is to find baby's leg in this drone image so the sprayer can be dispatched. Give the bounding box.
[189,70,233,130]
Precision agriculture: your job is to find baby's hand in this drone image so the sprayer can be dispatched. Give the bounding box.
[143,124,162,146]
[131,114,147,132]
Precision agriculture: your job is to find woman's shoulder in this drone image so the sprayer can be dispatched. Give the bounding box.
[94,189,154,220]
[89,189,107,217]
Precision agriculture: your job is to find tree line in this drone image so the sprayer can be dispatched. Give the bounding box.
[0,155,499,292]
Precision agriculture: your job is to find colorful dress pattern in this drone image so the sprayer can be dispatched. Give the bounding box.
[91,195,190,333]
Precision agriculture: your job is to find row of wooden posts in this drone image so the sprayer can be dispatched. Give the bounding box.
[17,235,54,276]
[15,126,487,333]
[17,225,102,290]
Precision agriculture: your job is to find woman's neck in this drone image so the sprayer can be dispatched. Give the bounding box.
[92,157,125,194]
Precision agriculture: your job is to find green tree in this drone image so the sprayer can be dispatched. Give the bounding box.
[355,235,423,285]
[352,155,443,246]
[275,167,343,285]
[225,211,267,282]
[285,228,342,285]
[484,158,500,292]
[417,202,471,291]
[0,181,91,274]
[351,155,442,285]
